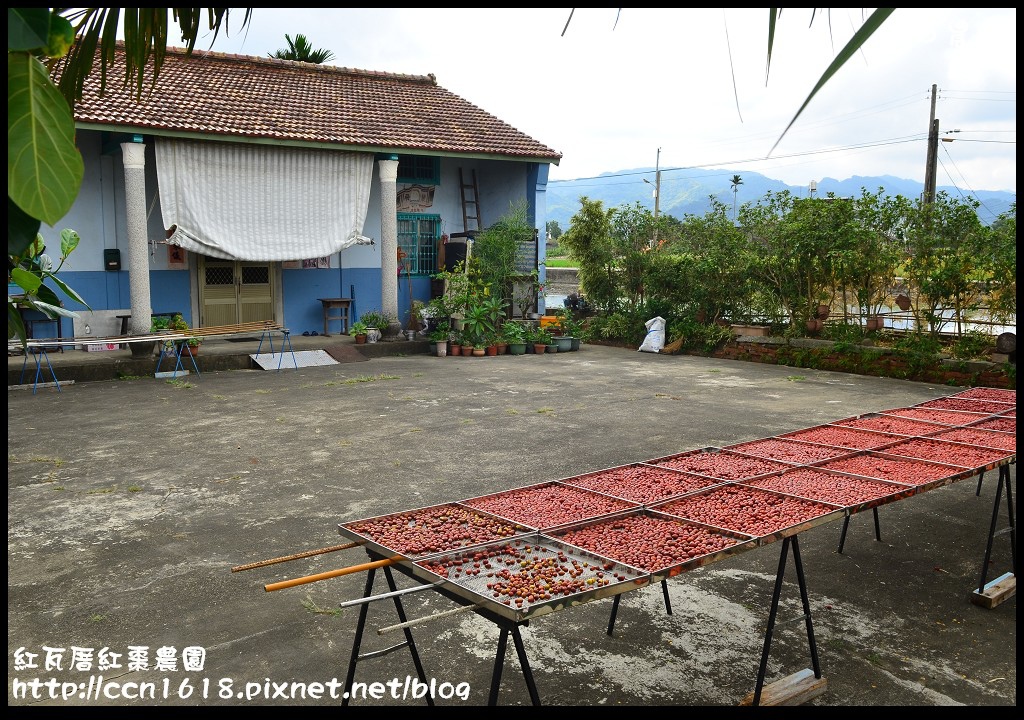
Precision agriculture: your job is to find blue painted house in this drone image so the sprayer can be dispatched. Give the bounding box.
[44,42,561,342]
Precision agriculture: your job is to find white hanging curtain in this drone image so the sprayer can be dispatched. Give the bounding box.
[156,139,373,261]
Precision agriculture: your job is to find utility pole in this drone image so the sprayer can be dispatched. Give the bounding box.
[653,147,661,247]
[643,148,661,248]
[923,84,939,204]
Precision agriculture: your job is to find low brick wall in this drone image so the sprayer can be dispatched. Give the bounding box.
[704,337,1014,389]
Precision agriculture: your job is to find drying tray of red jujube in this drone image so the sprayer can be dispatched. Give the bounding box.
[411,534,650,622]
[546,508,757,582]
[880,406,992,427]
[777,424,902,451]
[338,503,532,560]
[723,437,855,465]
[738,467,917,515]
[915,396,1015,415]
[950,387,1016,403]
[925,427,1016,453]
[879,437,1013,471]
[645,448,791,481]
[459,481,639,531]
[559,463,722,505]
[650,484,843,544]
[815,452,970,489]
[967,416,1016,434]
[999,408,1016,417]
[828,413,951,437]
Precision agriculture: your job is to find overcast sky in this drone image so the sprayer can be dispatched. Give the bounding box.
[194,8,1016,195]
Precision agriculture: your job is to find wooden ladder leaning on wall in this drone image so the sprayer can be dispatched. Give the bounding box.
[459,168,481,233]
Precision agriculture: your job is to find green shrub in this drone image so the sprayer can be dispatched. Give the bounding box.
[949,329,992,360]
[821,321,866,344]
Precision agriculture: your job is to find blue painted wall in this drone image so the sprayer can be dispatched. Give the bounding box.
[40,130,551,342]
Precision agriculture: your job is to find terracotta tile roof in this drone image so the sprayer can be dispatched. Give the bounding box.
[65,42,562,164]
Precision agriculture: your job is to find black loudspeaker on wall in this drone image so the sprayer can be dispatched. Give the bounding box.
[104,248,121,271]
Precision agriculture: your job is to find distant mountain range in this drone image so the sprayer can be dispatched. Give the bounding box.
[545,168,1016,231]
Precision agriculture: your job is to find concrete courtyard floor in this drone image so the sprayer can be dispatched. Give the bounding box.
[7,343,1016,706]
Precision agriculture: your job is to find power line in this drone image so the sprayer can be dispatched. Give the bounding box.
[549,136,927,185]
[937,146,1002,223]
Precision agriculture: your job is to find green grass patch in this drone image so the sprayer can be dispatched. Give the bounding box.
[87,486,117,495]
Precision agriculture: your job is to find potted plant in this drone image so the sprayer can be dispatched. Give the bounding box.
[502,321,528,355]
[428,325,450,356]
[432,262,472,329]
[531,327,553,355]
[462,299,495,350]
[559,314,585,351]
[484,331,500,356]
[458,330,475,357]
[358,311,395,343]
[169,314,202,356]
[350,320,369,344]
[150,316,172,332]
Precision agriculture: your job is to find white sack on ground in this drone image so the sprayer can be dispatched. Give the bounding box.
[638,316,666,353]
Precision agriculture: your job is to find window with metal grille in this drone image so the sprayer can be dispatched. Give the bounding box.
[397,155,439,185]
[205,266,234,285]
[397,214,440,276]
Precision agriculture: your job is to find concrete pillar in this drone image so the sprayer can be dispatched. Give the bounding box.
[121,142,153,355]
[377,156,402,338]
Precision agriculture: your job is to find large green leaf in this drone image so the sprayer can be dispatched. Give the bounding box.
[7,195,41,256]
[7,7,51,50]
[7,51,84,225]
[9,266,42,294]
[769,8,895,156]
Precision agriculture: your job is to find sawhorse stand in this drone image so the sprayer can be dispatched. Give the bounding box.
[740,535,827,706]
[255,327,297,371]
[970,462,1016,609]
[155,339,201,379]
[341,551,544,706]
[18,345,63,393]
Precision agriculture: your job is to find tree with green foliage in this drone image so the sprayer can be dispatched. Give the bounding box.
[986,203,1016,326]
[546,220,563,242]
[901,192,993,337]
[730,175,743,222]
[269,33,335,64]
[609,202,657,311]
[557,197,618,312]
[7,7,250,345]
[742,190,856,328]
[837,189,907,322]
[468,199,533,316]
[668,197,757,325]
